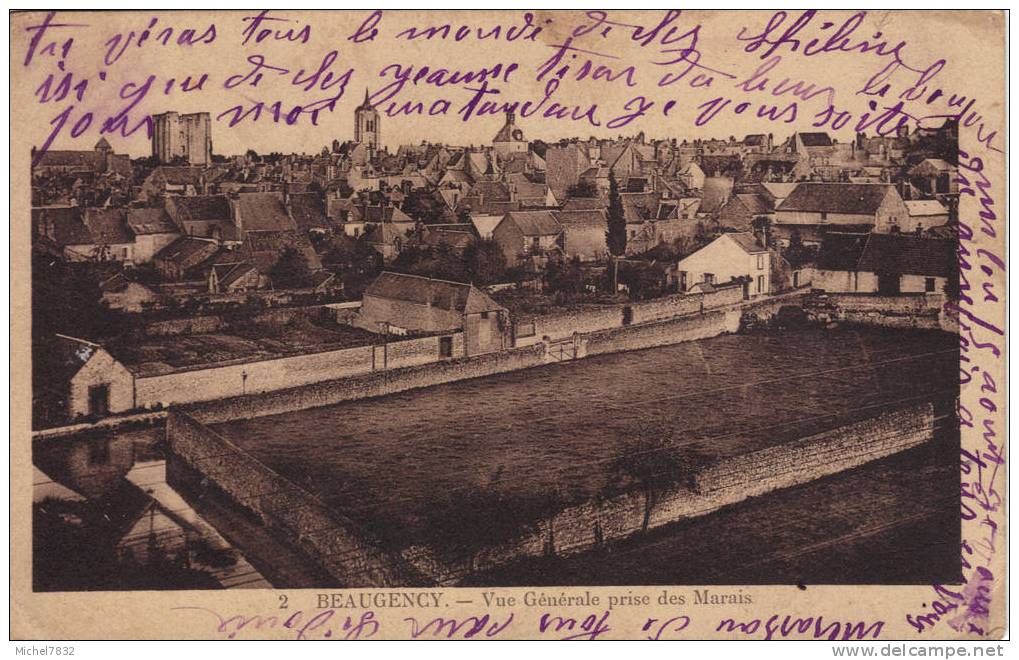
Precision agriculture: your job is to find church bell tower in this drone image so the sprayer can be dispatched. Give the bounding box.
[354,89,380,153]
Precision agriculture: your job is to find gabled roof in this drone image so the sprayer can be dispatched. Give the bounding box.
[725,232,769,254]
[501,210,562,236]
[553,209,608,227]
[619,191,660,223]
[759,182,798,201]
[816,232,870,271]
[33,150,102,169]
[777,183,893,215]
[796,132,833,147]
[148,166,205,186]
[165,194,232,221]
[233,192,297,232]
[154,236,220,265]
[733,193,773,216]
[364,272,505,314]
[83,208,134,244]
[904,200,948,217]
[211,261,258,288]
[126,207,178,235]
[561,197,605,211]
[856,233,956,277]
[909,158,954,175]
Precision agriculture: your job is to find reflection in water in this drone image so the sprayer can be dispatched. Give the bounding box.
[33,430,270,591]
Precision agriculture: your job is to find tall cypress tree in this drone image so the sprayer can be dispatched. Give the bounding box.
[606,172,627,256]
[605,171,627,292]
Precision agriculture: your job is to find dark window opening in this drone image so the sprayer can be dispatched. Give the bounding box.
[925,277,936,292]
[622,306,633,326]
[88,384,110,417]
[439,336,453,358]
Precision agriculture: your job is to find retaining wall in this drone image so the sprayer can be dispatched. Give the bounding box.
[135,332,464,409]
[807,293,951,331]
[187,343,547,425]
[401,403,936,584]
[165,412,428,587]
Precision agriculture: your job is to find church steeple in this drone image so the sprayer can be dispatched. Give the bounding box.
[354,88,380,151]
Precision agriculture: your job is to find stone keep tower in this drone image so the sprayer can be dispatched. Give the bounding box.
[151,111,212,165]
[354,89,380,152]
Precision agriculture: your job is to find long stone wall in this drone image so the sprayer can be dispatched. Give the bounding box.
[187,343,547,425]
[165,412,429,587]
[135,332,463,409]
[185,293,804,425]
[401,403,936,584]
[806,293,951,331]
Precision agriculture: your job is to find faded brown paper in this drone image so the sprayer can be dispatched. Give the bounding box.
[10,9,1006,640]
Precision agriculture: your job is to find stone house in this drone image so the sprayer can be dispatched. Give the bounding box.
[125,207,181,264]
[553,209,609,262]
[164,194,239,242]
[774,182,910,246]
[153,236,221,281]
[356,272,509,356]
[809,232,956,295]
[676,232,772,296]
[904,200,950,232]
[491,210,564,269]
[51,335,135,419]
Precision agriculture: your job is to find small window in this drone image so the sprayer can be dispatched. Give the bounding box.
[757,254,765,270]
[757,274,765,293]
[516,322,535,338]
[820,211,828,221]
[439,336,453,358]
[480,311,490,319]
[704,273,715,284]
[925,277,936,292]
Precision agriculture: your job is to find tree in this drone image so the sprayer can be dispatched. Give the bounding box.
[605,172,627,291]
[605,420,706,533]
[270,247,312,289]
[464,239,508,285]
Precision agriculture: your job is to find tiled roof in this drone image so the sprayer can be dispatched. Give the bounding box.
[365,272,504,314]
[126,207,178,235]
[726,232,769,254]
[734,193,773,216]
[83,208,134,244]
[165,195,232,221]
[561,197,605,211]
[154,236,220,266]
[777,183,892,215]
[553,209,607,227]
[233,192,297,232]
[904,200,948,217]
[503,210,562,236]
[797,132,833,147]
[856,233,956,277]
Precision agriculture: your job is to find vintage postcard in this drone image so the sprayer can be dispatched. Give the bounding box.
[10,9,1006,641]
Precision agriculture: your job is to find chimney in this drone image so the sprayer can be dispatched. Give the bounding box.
[506,110,515,125]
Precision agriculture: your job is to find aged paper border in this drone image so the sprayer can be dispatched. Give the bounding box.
[9,8,1007,640]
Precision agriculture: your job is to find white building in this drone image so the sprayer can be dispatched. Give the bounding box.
[676,232,771,296]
